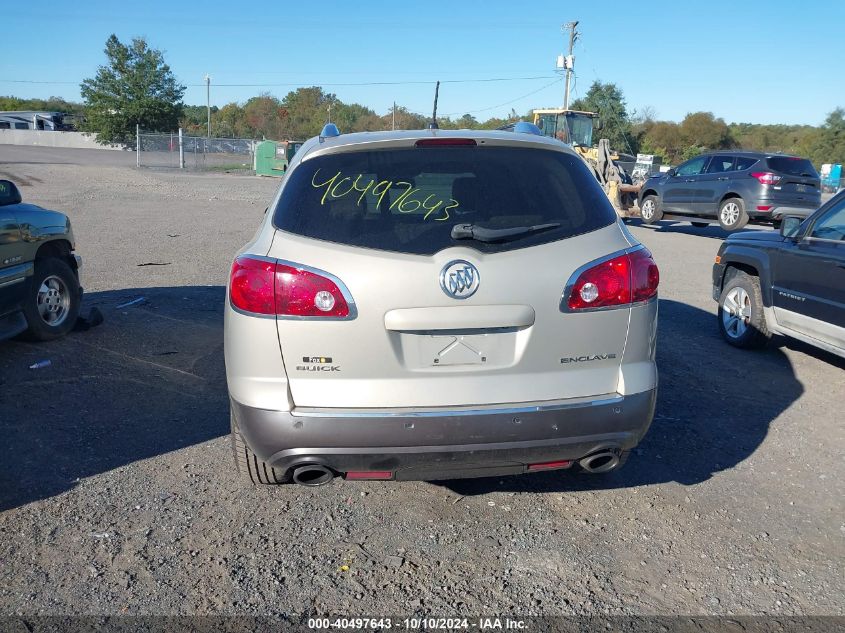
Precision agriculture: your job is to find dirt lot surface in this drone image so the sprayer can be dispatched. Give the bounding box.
[0,146,843,620]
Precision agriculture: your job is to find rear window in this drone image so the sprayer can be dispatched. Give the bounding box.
[273,146,617,255]
[767,156,818,177]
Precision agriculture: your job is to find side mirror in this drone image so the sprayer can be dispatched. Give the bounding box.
[0,180,22,206]
[780,216,803,239]
[594,118,603,131]
[666,168,676,177]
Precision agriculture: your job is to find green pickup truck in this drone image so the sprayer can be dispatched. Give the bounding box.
[0,179,82,341]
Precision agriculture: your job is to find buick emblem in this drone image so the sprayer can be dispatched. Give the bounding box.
[440,260,480,299]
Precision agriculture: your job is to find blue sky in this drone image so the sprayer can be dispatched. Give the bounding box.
[1,1,843,125]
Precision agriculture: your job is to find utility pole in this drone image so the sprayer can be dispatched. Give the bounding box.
[392,101,396,131]
[562,21,579,110]
[205,74,211,138]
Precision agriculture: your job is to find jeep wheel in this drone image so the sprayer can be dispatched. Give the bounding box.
[718,269,770,349]
[640,195,662,224]
[718,198,749,232]
[21,257,81,341]
[231,408,290,485]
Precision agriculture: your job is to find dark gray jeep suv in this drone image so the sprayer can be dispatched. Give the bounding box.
[638,151,821,231]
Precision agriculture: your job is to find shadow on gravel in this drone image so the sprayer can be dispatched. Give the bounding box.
[0,286,228,511]
[0,290,808,509]
[628,218,774,241]
[440,298,804,496]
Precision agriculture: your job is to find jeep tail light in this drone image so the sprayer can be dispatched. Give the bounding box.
[751,171,781,186]
[566,248,659,311]
[229,256,351,318]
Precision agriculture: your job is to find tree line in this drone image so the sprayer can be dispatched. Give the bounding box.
[3,34,843,168]
[567,81,845,168]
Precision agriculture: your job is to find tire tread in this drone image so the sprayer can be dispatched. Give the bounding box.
[230,410,289,485]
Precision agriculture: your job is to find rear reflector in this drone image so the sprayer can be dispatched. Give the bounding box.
[756,205,773,212]
[415,138,477,147]
[229,256,351,318]
[751,171,781,186]
[345,471,393,480]
[527,460,572,472]
[566,248,659,311]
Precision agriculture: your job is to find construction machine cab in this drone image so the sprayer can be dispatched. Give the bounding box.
[533,109,600,147]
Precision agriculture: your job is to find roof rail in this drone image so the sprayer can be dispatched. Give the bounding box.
[512,121,542,136]
[497,121,542,136]
[320,123,341,140]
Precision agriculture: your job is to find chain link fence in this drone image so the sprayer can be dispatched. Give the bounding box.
[137,131,258,172]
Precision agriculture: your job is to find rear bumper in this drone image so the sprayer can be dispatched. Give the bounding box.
[231,388,657,481]
[751,202,818,220]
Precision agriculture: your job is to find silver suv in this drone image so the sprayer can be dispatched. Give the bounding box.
[224,125,659,485]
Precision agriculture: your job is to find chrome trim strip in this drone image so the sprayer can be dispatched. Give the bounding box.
[227,254,358,321]
[292,394,624,419]
[0,276,25,289]
[0,261,32,286]
[559,244,647,313]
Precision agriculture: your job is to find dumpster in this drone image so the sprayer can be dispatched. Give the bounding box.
[255,140,304,177]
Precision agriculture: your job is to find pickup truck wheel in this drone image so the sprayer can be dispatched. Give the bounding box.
[21,257,81,341]
[640,195,663,224]
[718,198,749,231]
[718,270,770,349]
[230,409,290,485]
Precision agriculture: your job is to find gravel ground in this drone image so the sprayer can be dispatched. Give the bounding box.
[0,146,842,621]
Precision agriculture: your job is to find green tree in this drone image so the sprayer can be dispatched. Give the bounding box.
[679,111,732,149]
[641,121,683,164]
[80,35,185,144]
[807,108,845,167]
[570,81,635,153]
[0,95,85,116]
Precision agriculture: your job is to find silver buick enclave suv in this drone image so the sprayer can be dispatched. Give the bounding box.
[224,124,659,485]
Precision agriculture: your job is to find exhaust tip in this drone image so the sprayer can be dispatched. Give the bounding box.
[578,450,621,474]
[291,464,335,486]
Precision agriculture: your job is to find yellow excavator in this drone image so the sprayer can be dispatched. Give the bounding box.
[532,108,641,218]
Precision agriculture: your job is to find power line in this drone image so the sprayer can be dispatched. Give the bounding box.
[441,78,563,117]
[0,75,557,88]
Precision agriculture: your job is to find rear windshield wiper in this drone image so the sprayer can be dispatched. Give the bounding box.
[450,222,561,243]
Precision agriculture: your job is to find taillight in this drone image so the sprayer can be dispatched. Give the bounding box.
[230,256,275,314]
[275,263,350,318]
[229,256,351,318]
[751,171,781,186]
[565,248,659,311]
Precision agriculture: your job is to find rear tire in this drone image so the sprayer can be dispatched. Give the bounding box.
[21,257,81,341]
[230,409,290,484]
[717,269,770,349]
[640,195,663,224]
[718,198,749,231]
